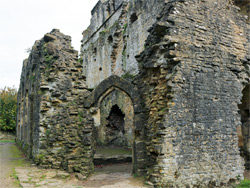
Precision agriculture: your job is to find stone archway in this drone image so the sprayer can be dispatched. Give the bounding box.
[238,84,250,169]
[84,75,146,175]
[94,87,134,166]
[95,86,135,148]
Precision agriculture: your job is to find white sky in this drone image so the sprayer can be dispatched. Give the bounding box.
[0,0,99,89]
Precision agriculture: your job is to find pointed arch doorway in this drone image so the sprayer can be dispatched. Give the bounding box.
[94,87,134,167]
[84,75,146,175]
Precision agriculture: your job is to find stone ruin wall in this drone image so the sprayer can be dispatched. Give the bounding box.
[134,0,250,186]
[81,0,165,88]
[16,0,250,187]
[17,29,94,178]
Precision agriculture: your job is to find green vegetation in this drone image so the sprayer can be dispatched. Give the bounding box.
[39,175,46,182]
[29,74,36,82]
[99,28,109,36]
[11,168,21,188]
[9,144,30,187]
[36,154,45,160]
[121,73,136,80]
[237,179,250,188]
[0,140,15,143]
[78,111,84,123]
[123,23,128,35]
[10,144,28,166]
[46,129,50,137]
[111,21,119,30]
[42,43,57,77]
[78,58,83,64]
[44,55,54,63]
[38,89,46,95]
[0,87,17,132]
[34,153,46,165]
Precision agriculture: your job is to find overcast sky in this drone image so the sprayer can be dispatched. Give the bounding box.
[0,0,99,89]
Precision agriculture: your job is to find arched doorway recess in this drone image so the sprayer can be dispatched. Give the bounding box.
[84,75,146,174]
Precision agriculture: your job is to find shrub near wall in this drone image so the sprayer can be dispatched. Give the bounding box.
[0,87,17,132]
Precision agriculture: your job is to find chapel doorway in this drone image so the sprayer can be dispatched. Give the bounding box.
[93,88,134,171]
[86,75,145,175]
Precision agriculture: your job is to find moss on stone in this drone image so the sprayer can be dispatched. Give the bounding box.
[123,23,128,35]
[121,73,135,80]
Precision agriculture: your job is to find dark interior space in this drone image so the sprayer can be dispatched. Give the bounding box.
[94,105,132,166]
[105,105,125,147]
[238,84,250,170]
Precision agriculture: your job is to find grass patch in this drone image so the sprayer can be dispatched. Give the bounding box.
[237,179,250,188]
[39,174,46,182]
[11,168,21,188]
[0,141,29,187]
[10,144,24,159]
[0,140,15,143]
[9,144,30,167]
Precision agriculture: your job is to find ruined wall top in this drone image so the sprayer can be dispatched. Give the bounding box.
[82,0,126,44]
[234,0,250,21]
[81,0,165,88]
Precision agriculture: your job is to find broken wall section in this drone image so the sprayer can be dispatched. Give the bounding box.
[17,54,41,157]
[17,29,94,178]
[81,0,165,88]
[234,0,250,22]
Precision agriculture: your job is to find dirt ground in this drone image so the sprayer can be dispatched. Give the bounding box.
[1,139,250,188]
[78,164,147,188]
[0,131,15,141]
[14,163,148,188]
[244,170,250,180]
[0,142,29,188]
[0,140,148,188]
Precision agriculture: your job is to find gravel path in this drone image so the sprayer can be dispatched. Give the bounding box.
[1,139,249,188]
[244,170,250,180]
[0,142,28,188]
[0,140,148,188]
[15,163,149,188]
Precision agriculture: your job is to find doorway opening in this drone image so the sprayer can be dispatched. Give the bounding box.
[94,104,132,166]
[238,84,250,170]
[87,76,145,175]
[105,105,126,147]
